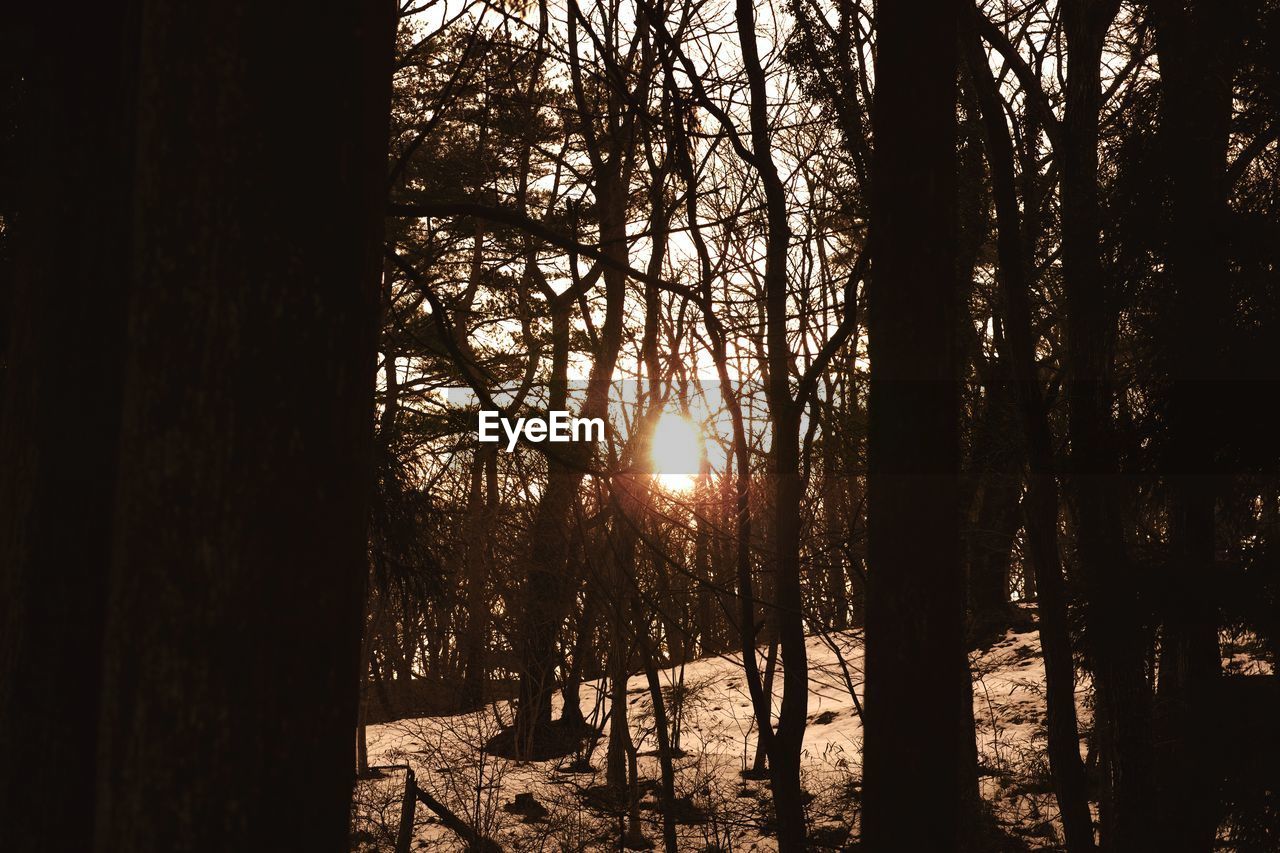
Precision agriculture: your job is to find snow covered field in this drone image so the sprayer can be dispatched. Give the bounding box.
[352,614,1106,851]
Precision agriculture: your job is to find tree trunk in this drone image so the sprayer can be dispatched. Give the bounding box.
[965,388,1023,643]
[514,165,628,752]
[560,574,597,730]
[963,25,1096,850]
[606,625,633,799]
[1152,2,1235,848]
[861,1,964,849]
[460,445,498,710]
[86,2,395,849]
[750,636,780,776]
[730,0,810,841]
[1061,4,1154,847]
[640,630,679,853]
[0,6,137,849]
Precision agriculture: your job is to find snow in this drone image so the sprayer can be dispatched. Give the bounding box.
[354,619,1088,851]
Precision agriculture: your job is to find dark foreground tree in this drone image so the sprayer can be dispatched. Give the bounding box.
[1,2,395,850]
[861,0,965,849]
[0,6,137,849]
[1061,4,1157,847]
[1151,1,1239,847]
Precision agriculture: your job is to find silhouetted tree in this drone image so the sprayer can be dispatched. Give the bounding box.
[1,2,396,849]
[861,1,965,849]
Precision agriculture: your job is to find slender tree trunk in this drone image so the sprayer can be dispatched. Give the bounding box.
[602,499,646,848]
[750,636,780,776]
[460,445,498,710]
[964,26,1096,850]
[640,628,679,853]
[356,718,370,777]
[606,621,633,798]
[1061,5,1154,848]
[965,390,1023,642]
[821,422,852,630]
[560,573,597,730]
[664,28,799,844]
[731,0,809,841]
[862,1,964,849]
[515,164,628,752]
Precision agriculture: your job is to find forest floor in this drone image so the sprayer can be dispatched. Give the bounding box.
[352,615,1077,851]
[352,611,1266,851]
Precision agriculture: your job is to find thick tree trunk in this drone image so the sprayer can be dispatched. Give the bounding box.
[84,3,396,850]
[1152,3,1235,848]
[0,6,137,849]
[861,1,964,849]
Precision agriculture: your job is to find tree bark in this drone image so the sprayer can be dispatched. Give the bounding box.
[84,3,396,850]
[0,5,138,849]
[1061,4,1155,848]
[861,1,964,849]
[1151,2,1236,848]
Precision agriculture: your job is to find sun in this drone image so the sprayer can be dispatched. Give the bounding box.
[650,412,702,491]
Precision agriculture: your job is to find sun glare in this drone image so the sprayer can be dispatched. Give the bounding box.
[650,412,702,491]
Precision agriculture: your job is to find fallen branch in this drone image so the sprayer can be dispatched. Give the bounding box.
[393,765,503,853]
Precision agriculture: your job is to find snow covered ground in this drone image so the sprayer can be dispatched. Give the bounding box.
[353,620,1089,851]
